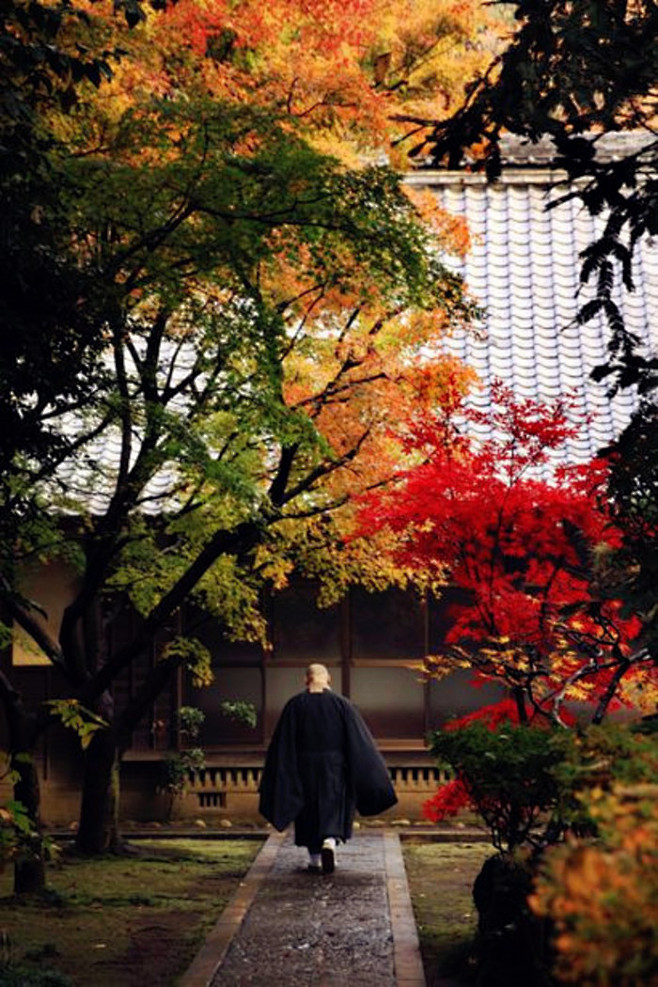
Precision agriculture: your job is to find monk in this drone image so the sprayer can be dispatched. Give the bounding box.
[258,663,397,873]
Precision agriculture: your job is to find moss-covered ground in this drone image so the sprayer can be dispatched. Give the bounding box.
[0,838,262,987]
[402,840,493,986]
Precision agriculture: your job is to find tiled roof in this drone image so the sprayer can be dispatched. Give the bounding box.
[415,131,657,171]
[55,427,180,516]
[54,346,199,516]
[469,131,655,168]
[406,146,658,466]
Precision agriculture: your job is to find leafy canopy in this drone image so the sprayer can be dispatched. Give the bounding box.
[3,0,486,710]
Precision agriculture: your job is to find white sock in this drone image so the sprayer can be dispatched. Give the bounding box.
[322,837,336,850]
[309,853,321,867]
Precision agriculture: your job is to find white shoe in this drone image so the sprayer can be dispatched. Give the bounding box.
[321,838,336,874]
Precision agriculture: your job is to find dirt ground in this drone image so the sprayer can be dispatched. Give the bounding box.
[77,867,240,987]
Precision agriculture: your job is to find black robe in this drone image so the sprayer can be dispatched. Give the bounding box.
[258,689,397,849]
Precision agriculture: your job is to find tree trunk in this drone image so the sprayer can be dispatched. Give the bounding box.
[76,653,180,853]
[12,747,46,894]
[75,728,122,854]
[0,679,47,895]
[592,661,630,725]
[512,686,528,724]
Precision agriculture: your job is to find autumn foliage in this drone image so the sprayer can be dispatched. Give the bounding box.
[357,383,655,724]
[530,743,658,985]
[0,0,511,871]
[52,0,500,175]
[42,0,494,617]
[357,386,656,851]
[371,384,658,979]
[87,0,499,159]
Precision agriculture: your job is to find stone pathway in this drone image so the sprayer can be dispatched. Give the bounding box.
[179,829,426,987]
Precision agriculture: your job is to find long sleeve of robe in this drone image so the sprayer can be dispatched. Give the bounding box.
[258,690,397,847]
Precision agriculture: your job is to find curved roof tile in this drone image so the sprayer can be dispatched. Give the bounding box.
[408,147,658,469]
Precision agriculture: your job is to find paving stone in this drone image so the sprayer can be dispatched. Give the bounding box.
[211,833,397,987]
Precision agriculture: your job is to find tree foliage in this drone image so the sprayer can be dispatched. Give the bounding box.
[0,0,495,865]
[104,0,500,161]
[531,771,658,985]
[357,383,656,724]
[0,0,110,508]
[2,0,486,665]
[598,398,658,671]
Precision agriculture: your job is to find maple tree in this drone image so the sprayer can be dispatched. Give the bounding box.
[89,0,500,162]
[357,381,658,957]
[0,0,496,880]
[357,382,655,726]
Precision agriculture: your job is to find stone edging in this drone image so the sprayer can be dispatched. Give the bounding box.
[178,828,287,987]
[384,831,427,987]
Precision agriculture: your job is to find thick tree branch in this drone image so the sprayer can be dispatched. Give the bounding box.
[0,577,65,671]
[82,520,261,703]
[267,444,299,508]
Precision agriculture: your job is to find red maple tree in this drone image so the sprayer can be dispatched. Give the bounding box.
[357,382,654,728]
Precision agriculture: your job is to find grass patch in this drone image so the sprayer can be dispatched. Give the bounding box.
[0,838,262,987]
[403,841,493,987]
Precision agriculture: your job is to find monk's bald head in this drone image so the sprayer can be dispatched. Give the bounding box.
[306,663,331,692]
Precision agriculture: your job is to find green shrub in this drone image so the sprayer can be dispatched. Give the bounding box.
[428,722,567,852]
[0,964,72,987]
[429,720,658,853]
[429,720,658,985]
[159,748,206,798]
